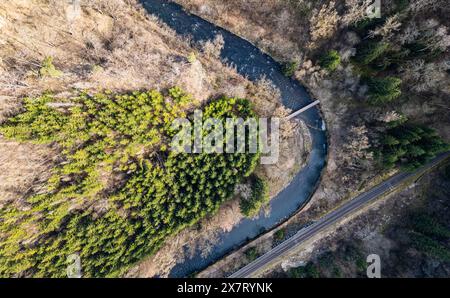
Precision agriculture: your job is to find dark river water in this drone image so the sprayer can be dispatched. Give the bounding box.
[140,0,328,277]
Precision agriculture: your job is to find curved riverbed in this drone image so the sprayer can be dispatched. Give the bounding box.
[141,0,328,277]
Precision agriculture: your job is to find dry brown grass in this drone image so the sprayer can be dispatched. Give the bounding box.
[0,0,267,203]
[0,0,255,100]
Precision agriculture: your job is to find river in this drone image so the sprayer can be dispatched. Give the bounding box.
[140,0,328,277]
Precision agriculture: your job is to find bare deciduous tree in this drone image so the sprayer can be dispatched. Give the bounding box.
[368,15,402,39]
[342,125,373,171]
[202,34,224,58]
[398,22,420,45]
[342,0,372,26]
[377,111,404,124]
[272,105,297,140]
[410,0,444,13]
[400,59,447,93]
[309,1,339,43]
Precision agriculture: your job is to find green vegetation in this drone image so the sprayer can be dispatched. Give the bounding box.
[332,266,343,278]
[354,41,390,66]
[376,122,448,170]
[393,0,410,13]
[317,251,334,268]
[39,56,63,78]
[288,262,320,278]
[352,17,386,36]
[187,52,197,63]
[319,50,341,72]
[352,40,404,105]
[404,41,444,62]
[274,228,286,242]
[366,76,402,105]
[0,88,260,277]
[244,247,260,262]
[91,64,104,74]
[410,213,450,239]
[287,241,367,278]
[282,60,300,77]
[239,175,269,217]
[410,232,450,262]
[342,243,365,264]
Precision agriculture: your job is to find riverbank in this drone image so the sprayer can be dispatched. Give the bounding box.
[125,0,327,277]
[174,0,450,277]
[0,0,313,277]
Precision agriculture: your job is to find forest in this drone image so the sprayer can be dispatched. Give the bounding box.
[282,164,450,278]
[0,88,261,277]
[348,9,449,170]
[175,0,450,277]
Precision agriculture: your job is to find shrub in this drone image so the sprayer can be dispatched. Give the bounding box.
[187,52,196,63]
[355,257,367,272]
[319,50,341,71]
[353,17,386,36]
[39,56,63,78]
[274,228,286,242]
[239,175,269,217]
[282,60,300,77]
